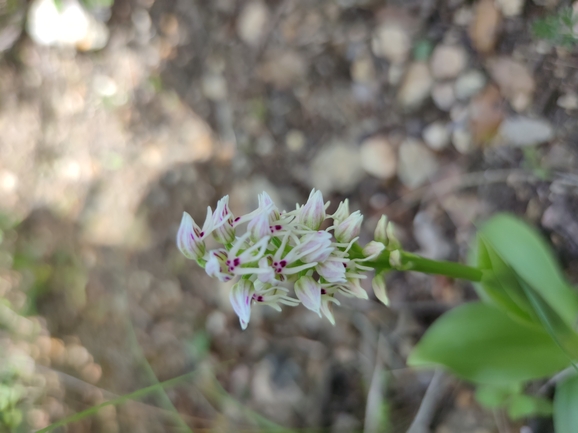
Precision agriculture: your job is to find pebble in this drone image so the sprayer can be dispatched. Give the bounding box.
[413,212,452,259]
[423,122,451,150]
[371,22,411,64]
[285,129,306,152]
[496,0,524,16]
[430,45,468,80]
[397,138,439,188]
[455,70,486,100]
[487,57,535,112]
[309,142,364,194]
[388,63,405,86]
[469,0,501,54]
[398,62,433,110]
[201,74,227,101]
[557,93,578,110]
[237,0,269,46]
[432,82,456,111]
[359,136,397,179]
[452,126,475,154]
[258,50,306,89]
[351,53,376,84]
[498,116,554,146]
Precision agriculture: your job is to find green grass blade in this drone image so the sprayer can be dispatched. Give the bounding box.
[36,371,197,433]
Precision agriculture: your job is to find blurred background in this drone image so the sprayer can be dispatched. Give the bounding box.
[1,0,578,431]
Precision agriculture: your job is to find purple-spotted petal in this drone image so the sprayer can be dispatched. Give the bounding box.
[230,280,255,330]
[176,212,205,260]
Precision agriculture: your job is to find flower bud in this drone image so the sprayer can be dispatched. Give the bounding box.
[177,212,206,260]
[205,249,233,282]
[372,273,389,306]
[316,259,347,283]
[212,196,236,244]
[332,199,350,226]
[299,189,326,230]
[230,279,255,330]
[321,295,340,326]
[299,231,333,263]
[389,250,402,269]
[344,278,369,300]
[386,222,400,249]
[374,215,388,245]
[248,212,270,242]
[294,276,322,316]
[362,241,385,260]
[334,211,363,243]
[259,192,280,222]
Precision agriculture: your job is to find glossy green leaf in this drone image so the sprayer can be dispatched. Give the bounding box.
[478,214,578,329]
[554,374,578,433]
[408,302,571,384]
[474,237,536,325]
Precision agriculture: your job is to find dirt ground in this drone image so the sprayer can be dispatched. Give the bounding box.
[1,0,578,432]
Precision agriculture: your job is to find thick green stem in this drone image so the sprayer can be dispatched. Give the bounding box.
[400,252,483,282]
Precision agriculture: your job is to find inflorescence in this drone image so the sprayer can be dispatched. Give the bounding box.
[177,189,393,329]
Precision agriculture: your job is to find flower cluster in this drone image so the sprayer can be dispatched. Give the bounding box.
[177,189,391,329]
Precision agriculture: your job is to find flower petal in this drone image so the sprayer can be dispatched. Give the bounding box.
[230,280,255,330]
[294,276,322,316]
[176,212,205,260]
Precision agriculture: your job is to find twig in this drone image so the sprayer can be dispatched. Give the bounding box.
[406,369,448,433]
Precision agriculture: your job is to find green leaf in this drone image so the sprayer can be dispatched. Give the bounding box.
[554,374,578,433]
[475,383,521,408]
[507,394,552,420]
[478,214,578,330]
[408,302,571,384]
[474,237,536,325]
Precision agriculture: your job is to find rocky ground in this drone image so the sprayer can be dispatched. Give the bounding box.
[1,0,578,432]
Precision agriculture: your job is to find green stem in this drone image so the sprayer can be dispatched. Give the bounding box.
[400,252,483,282]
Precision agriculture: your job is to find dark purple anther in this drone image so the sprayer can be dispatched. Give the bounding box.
[321,289,326,295]
[257,296,264,302]
[234,217,241,222]
[233,258,241,267]
[275,225,282,230]
[279,260,287,267]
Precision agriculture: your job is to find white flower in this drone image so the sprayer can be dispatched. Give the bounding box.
[334,211,363,243]
[252,282,300,311]
[362,241,385,260]
[298,189,326,230]
[230,280,255,330]
[247,212,271,242]
[331,199,350,226]
[212,196,235,244]
[320,293,340,325]
[176,209,212,261]
[372,273,389,306]
[294,276,322,316]
[374,215,388,245]
[316,257,348,283]
[177,188,394,329]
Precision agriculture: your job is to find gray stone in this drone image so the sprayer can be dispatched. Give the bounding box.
[498,116,554,146]
[398,138,439,188]
[423,122,451,151]
[360,136,397,179]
